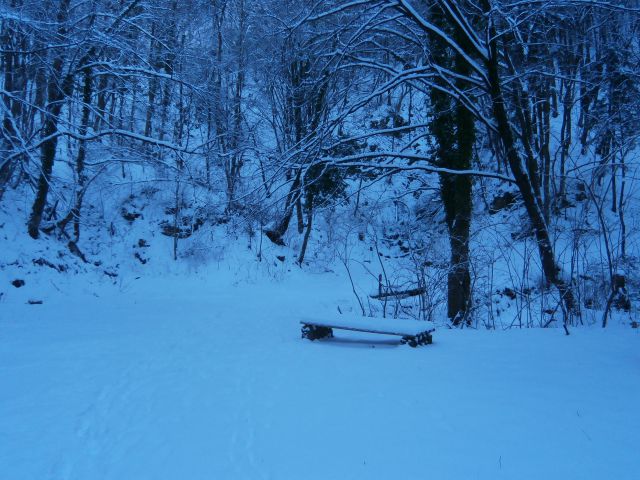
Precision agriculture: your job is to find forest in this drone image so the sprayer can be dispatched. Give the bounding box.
[2,0,639,329]
[2,0,640,326]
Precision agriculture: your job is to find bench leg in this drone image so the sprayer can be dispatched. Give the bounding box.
[401,331,433,347]
[301,324,334,341]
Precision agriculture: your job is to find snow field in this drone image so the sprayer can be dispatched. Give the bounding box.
[1,270,638,480]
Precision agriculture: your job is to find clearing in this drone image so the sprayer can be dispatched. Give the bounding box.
[1,270,638,480]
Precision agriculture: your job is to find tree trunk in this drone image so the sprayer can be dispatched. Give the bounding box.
[428,3,475,325]
[27,0,72,238]
[482,1,579,318]
[558,79,574,204]
[296,196,304,233]
[72,67,93,241]
[265,171,301,245]
[297,193,314,265]
[144,23,158,138]
[27,97,64,238]
[540,91,552,221]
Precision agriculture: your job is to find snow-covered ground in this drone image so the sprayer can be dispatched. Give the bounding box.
[1,267,638,480]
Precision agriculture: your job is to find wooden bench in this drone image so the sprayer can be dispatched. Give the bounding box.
[300,316,435,347]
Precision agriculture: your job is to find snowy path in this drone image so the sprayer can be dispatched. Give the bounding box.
[1,271,639,479]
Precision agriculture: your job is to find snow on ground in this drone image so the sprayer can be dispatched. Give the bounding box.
[1,267,639,480]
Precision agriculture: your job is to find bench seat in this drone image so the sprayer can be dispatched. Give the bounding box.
[300,316,435,347]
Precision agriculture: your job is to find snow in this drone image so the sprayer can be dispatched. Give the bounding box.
[1,269,639,480]
[301,315,435,336]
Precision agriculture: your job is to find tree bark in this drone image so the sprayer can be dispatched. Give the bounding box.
[265,172,301,245]
[481,0,579,318]
[429,3,474,325]
[27,0,72,239]
[297,192,314,265]
[72,67,93,240]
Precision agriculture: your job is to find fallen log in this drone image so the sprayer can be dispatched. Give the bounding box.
[370,286,425,300]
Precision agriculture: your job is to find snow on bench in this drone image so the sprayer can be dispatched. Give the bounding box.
[300,316,435,347]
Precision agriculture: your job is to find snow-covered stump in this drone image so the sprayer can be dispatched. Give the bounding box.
[300,317,435,347]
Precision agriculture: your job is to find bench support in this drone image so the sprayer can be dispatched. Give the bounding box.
[301,323,334,341]
[400,331,433,347]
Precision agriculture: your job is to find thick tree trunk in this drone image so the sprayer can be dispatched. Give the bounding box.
[28,108,62,238]
[265,172,301,245]
[428,4,475,325]
[446,208,471,324]
[0,159,13,202]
